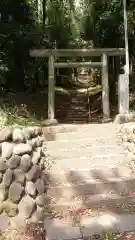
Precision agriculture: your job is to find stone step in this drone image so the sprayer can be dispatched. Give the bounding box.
[66,113,88,117]
[45,136,121,146]
[47,154,127,173]
[47,176,135,201]
[46,195,135,216]
[64,120,88,124]
[43,130,118,141]
[65,119,88,123]
[66,113,88,116]
[44,213,135,240]
[80,214,135,238]
[44,165,132,186]
[67,110,88,114]
[46,145,122,158]
[43,123,117,134]
[69,105,87,108]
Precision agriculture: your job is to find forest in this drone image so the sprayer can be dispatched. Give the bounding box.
[0,0,135,124]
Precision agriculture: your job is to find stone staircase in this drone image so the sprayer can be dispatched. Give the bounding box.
[65,90,89,123]
[43,123,135,240]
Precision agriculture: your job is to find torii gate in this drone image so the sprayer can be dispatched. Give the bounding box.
[29,48,128,125]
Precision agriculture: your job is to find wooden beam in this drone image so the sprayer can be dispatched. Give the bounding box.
[102,53,110,119]
[48,55,55,120]
[54,62,102,68]
[30,48,125,57]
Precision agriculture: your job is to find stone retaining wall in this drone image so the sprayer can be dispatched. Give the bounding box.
[0,126,47,224]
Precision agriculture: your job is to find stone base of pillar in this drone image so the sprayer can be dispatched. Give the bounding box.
[114,113,135,124]
[102,117,112,123]
[41,118,58,127]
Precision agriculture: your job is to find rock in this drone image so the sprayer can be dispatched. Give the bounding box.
[12,129,25,143]
[27,165,41,181]
[3,169,13,187]
[31,206,44,222]
[125,124,135,134]
[14,169,25,185]
[35,179,45,195]
[21,154,31,172]
[1,142,14,159]
[122,134,127,142]
[18,195,35,219]
[9,182,23,203]
[0,183,8,201]
[31,136,44,148]
[127,142,135,154]
[26,140,34,149]
[132,134,135,144]
[0,158,7,173]
[0,172,2,183]
[4,200,18,217]
[33,127,42,136]
[25,181,36,197]
[13,143,32,155]
[36,194,49,207]
[0,127,12,143]
[32,148,41,165]
[41,171,49,185]
[0,214,10,231]
[0,200,3,214]
[127,133,134,142]
[8,155,21,169]
[23,127,33,140]
[127,151,135,161]
[23,127,41,139]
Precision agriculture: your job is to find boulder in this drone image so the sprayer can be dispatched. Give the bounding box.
[0,172,2,183]
[23,127,33,140]
[3,169,13,187]
[27,165,41,181]
[31,206,44,222]
[0,158,7,173]
[33,127,42,137]
[31,136,44,148]
[32,148,41,165]
[0,127,12,143]
[36,194,49,207]
[4,200,18,217]
[0,214,10,231]
[12,129,25,143]
[25,181,36,197]
[0,183,8,201]
[8,155,21,169]
[0,200,3,214]
[14,169,26,185]
[23,127,41,139]
[18,195,35,219]
[1,142,14,159]
[9,182,23,203]
[21,154,31,172]
[127,142,135,154]
[13,143,32,155]
[35,179,45,195]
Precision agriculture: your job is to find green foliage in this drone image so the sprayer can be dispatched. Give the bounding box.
[0,0,135,90]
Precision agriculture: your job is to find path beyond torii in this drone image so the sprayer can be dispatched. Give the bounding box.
[42,123,135,240]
